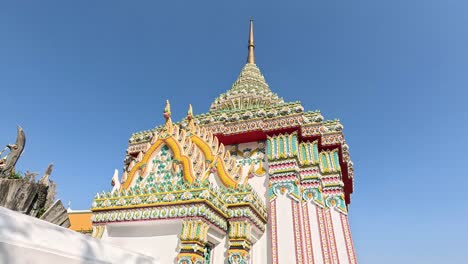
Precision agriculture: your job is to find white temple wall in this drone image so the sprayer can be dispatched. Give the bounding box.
[211,236,228,264]
[106,235,178,263]
[249,174,269,205]
[275,195,297,264]
[247,163,269,264]
[208,228,229,264]
[251,224,269,264]
[102,220,181,263]
[102,219,232,264]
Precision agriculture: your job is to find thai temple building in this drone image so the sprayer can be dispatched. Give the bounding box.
[89,20,357,264]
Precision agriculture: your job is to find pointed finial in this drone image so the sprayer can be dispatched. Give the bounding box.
[187,104,195,131]
[247,18,255,64]
[164,100,172,121]
[163,100,173,130]
[111,169,121,192]
[187,104,193,119]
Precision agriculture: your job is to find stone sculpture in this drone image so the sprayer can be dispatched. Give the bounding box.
[0,126,25,178]
[0,127,70,227]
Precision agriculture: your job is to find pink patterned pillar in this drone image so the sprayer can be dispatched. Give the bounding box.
[302,203,315,263]
[340,214,357,264]
[270,199,279,264]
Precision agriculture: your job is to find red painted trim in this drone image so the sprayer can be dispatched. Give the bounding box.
[214,125,354,206]
[214,127,300,145]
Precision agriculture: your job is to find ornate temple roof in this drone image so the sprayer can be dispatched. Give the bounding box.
[209,19,284,112]
[92,103,268,235]
[125,20,355,206]
[209,63,284,112]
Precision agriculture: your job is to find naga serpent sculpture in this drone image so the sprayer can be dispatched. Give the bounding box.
[0,126,26,178]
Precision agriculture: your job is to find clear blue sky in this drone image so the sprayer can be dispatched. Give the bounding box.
[1,1,466,263]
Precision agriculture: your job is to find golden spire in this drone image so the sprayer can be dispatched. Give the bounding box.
[247,18,255,64]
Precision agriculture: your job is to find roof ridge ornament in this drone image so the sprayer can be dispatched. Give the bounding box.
[187,104,195,131]
[247,18,255,64]
[163,100,173,132]
[187,104,193,119]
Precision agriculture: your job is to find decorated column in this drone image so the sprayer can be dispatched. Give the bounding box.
[267,133,303,264]
[177,219,210,264]
[324,194,357,264]
[227,220,252,264]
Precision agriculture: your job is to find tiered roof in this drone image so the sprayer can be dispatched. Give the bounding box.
[125,19,355,206]
[209,63,284,112]
[210,20,283,112]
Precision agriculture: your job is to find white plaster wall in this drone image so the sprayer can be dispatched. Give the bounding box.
[331,209,350,264]
[249,175,268,204]
[251,227,268,264]
[206,226,228,264]
[0,206,159,264]
[308,203,324,264]
[211,235,228,264]
[103,220,182,264]
[276,195,297,264]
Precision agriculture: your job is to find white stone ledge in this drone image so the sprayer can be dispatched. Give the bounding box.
[0,206,159,264]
